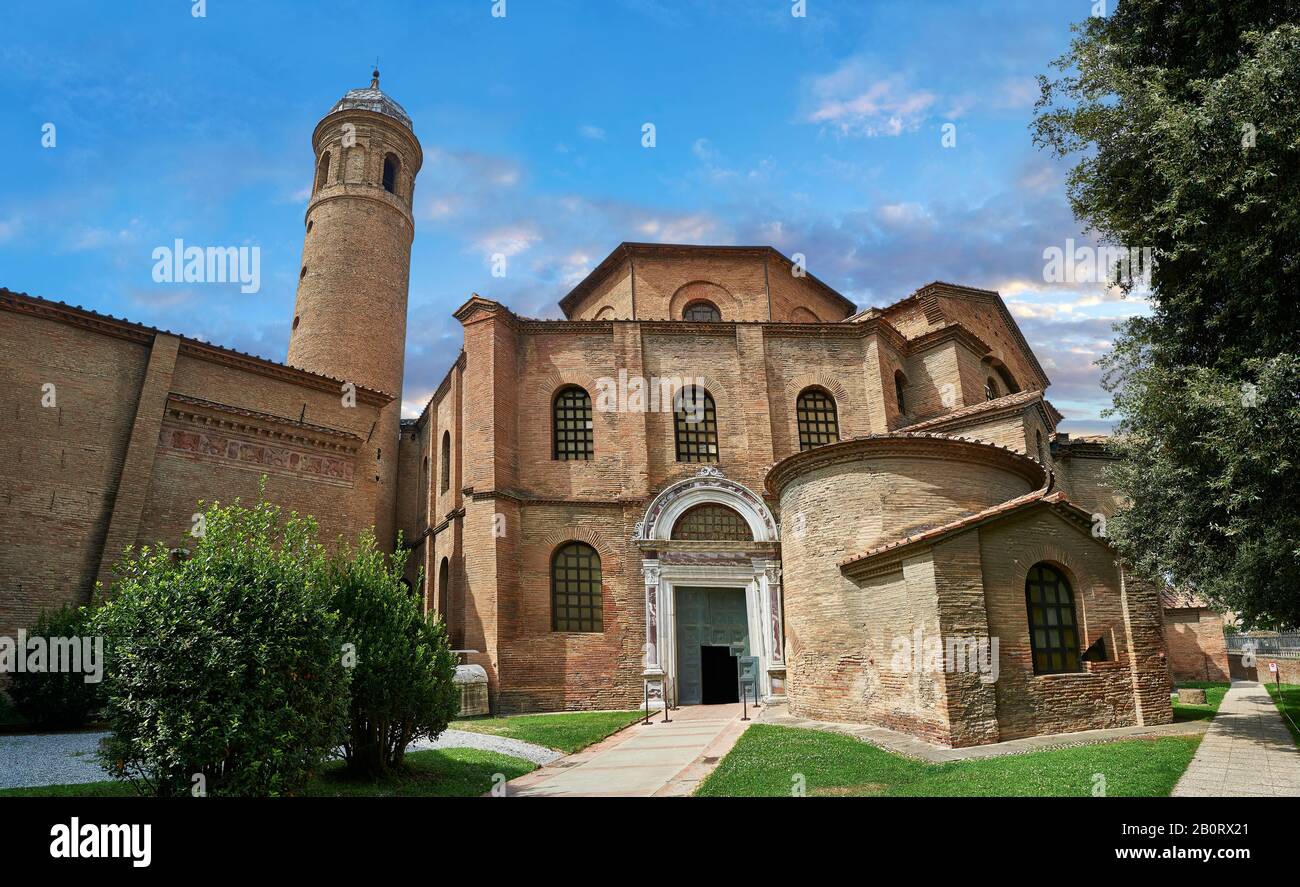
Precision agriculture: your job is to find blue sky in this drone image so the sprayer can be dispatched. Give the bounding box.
[0,0,1145,431]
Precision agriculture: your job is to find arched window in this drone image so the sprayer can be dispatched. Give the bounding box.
[671,503,752,541]
[438,557,451,619]
[995,364,1020,394]
[985,377,999,401]
[682,300,721,322]
[674,387,718,463]
[315,152,331,192]
[551,542,603,633]
[796,387,839,451]
[382,153,400,194]
[1025,563,1081,675]
[553,386,594,460]
[894,371,908,417]
[440,431,451,493]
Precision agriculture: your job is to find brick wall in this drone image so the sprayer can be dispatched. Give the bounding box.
[0,294,389,646]
[0,309,149,639]
[1164,608,1231,683]
[979,509,1172,740]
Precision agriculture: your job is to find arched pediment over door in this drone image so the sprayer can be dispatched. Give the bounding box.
[634,467,778,543]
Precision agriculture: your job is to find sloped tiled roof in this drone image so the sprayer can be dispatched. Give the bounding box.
[900,389,1054,432]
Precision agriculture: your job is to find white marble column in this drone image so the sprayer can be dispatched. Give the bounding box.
[641,559,666,709]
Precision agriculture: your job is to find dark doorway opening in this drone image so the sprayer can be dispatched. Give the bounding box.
[700,645,739,704]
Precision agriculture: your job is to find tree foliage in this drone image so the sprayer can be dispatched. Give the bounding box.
[330,533,459,778]
[95,491,350,797]
[1035,1,1300,627]
[6,603,103,729]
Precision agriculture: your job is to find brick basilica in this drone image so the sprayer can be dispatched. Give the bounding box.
[0,74,1177,747]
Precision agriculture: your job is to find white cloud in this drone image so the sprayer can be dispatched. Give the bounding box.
[635,213,718,243]
[476,225,540,257]
[579,124,606,141]
[804,59,937,138]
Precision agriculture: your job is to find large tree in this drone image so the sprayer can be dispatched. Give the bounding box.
[1034,0,1300,628]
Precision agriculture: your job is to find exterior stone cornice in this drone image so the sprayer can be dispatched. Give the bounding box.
[464,487,635,507]
[165,393,362,453]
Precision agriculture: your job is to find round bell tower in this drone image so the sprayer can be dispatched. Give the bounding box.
[287,69,422,548]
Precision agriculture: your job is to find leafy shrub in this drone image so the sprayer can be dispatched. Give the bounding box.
[0,692,19,727]
[6,603,102,729]
[331,533,459,778]
[95,490,350,797]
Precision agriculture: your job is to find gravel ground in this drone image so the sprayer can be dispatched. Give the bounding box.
[0,731,112,789]
[0,728,560,790]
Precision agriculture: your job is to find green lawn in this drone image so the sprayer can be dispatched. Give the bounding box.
[1170,681,1231,722]
[452,709,644,753]
[0,747,534,798]
[1264,683,1300,747]
[694,724,1201,797]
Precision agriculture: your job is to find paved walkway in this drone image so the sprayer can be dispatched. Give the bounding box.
[1172,681,1300,797]
[505,703,751,797]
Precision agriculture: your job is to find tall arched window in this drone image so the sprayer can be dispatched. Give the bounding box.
[682,300,721,322]
[671,503,752,541]
[553,386,594,460]
[551,542,603,633]
[382,153,400,194]
[315,152,331,192]
[438,557,451,619]
[674,387,719,463]
[420,454,429,517]
[440,431,451,493]
[796,387,839,450]
[894,371,908,417]
[1025,563,1081,675]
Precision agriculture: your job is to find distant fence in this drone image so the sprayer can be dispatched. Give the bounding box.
[1226,633,1300,658]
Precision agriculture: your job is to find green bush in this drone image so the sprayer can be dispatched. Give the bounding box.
[95,490,350,797]
[6,603,102,729]
[331,533,459,778]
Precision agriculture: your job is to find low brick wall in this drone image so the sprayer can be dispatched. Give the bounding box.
[1228,652,1300,684]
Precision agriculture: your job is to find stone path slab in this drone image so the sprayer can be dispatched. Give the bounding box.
[504,703,750,797]
[1172,681,1300,797]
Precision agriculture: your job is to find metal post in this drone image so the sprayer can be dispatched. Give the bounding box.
[741,684,749,721]
[643,682,651,725]
[753,677,761,709]
[661,676,672,723]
